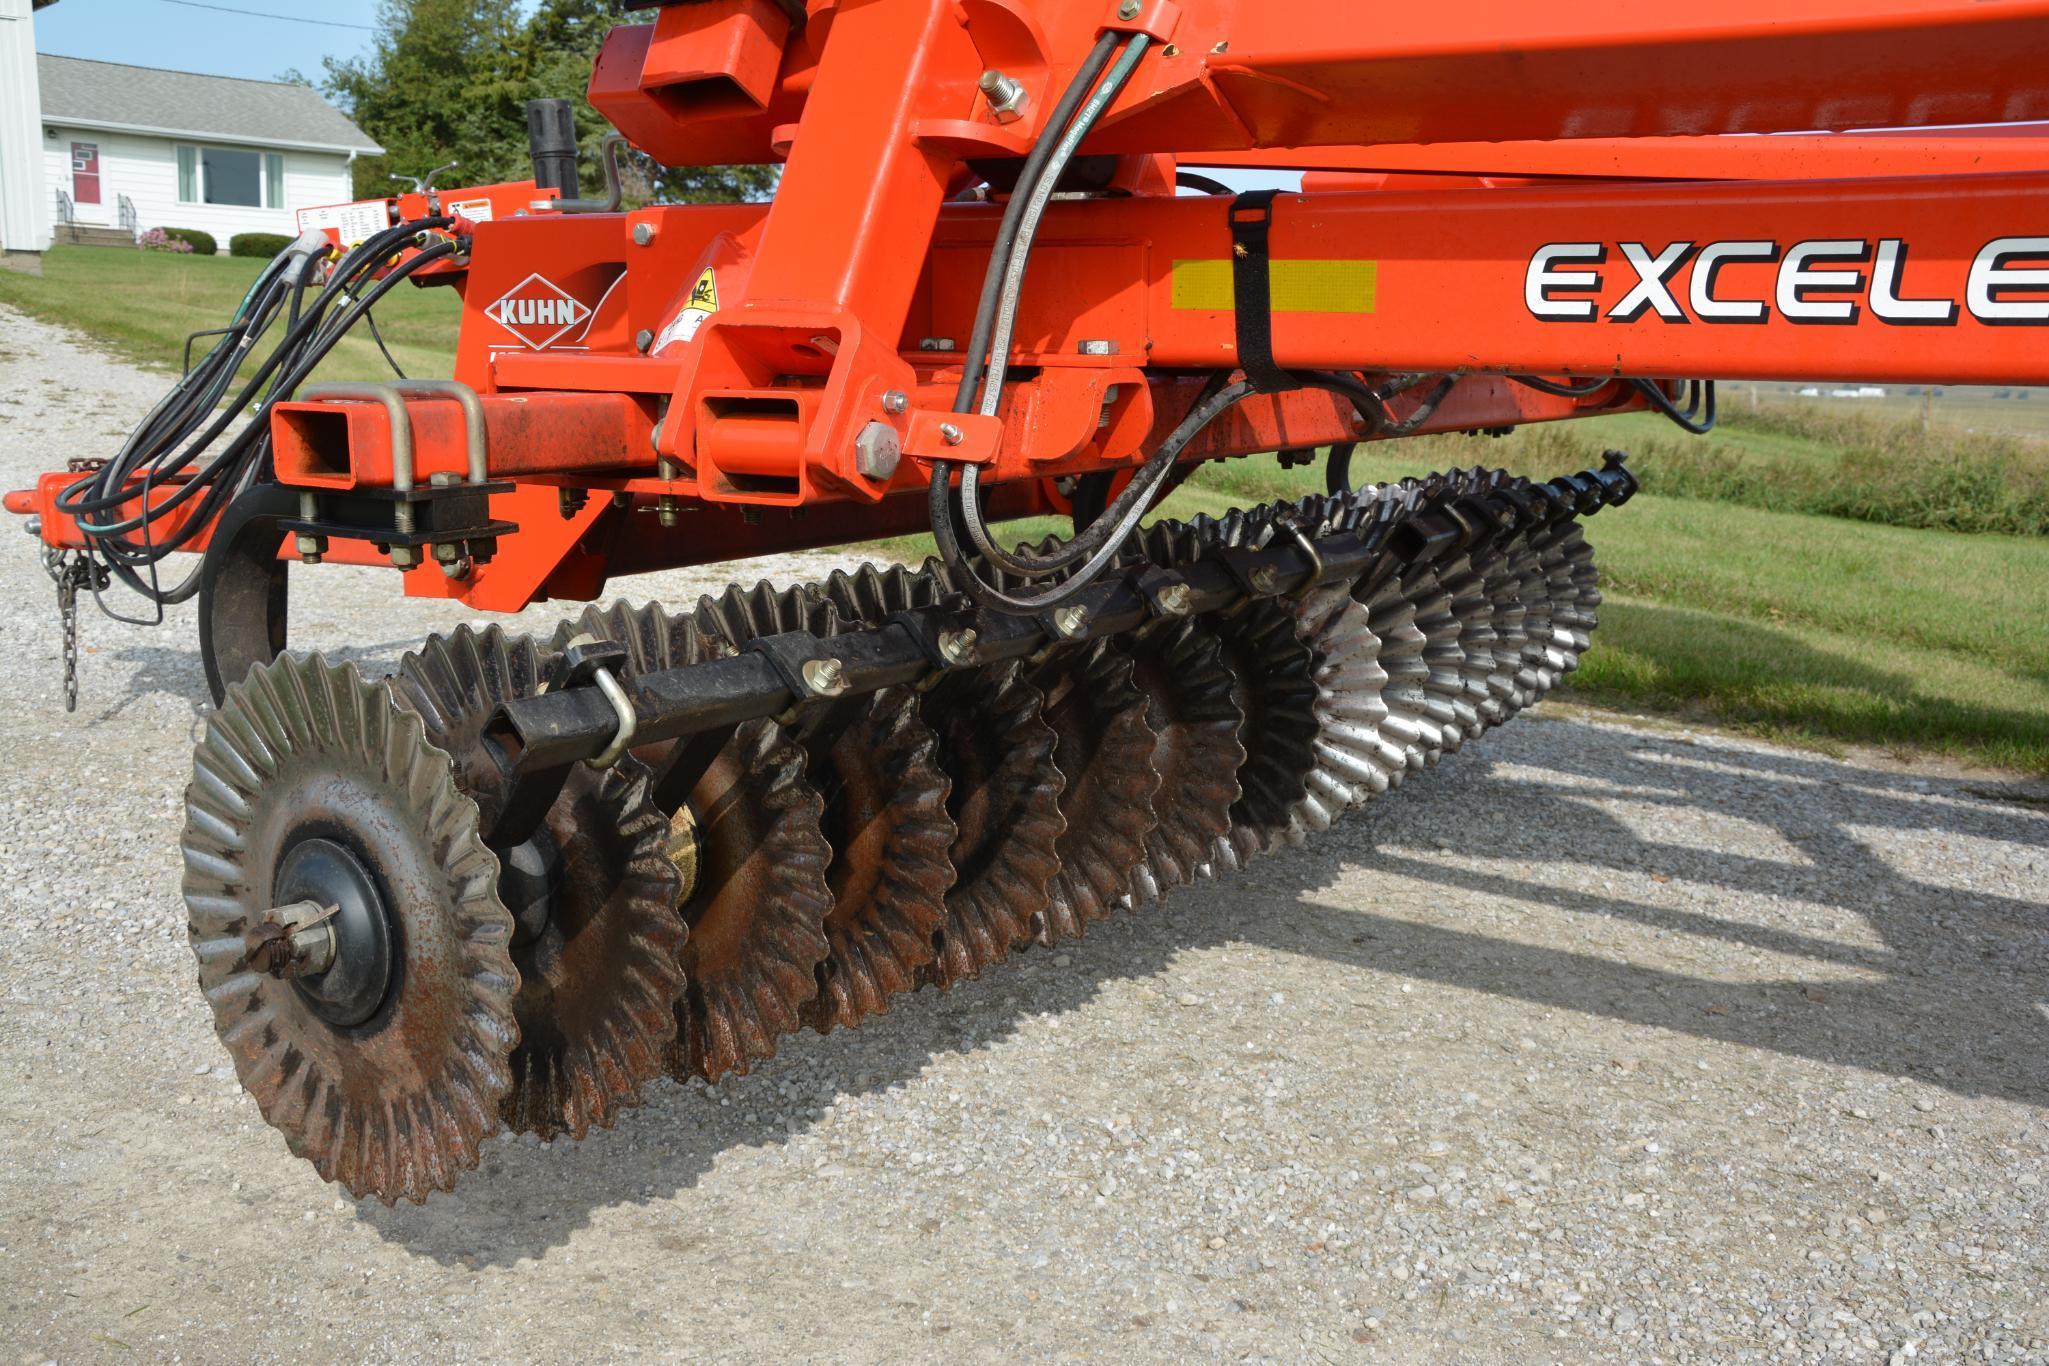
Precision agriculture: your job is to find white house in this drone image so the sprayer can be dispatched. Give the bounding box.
[1,1,380,265]
[0,0,52,269]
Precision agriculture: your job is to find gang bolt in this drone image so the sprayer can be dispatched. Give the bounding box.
[632,222,656,246]
[1157,582,1193,616]
[854,421,902,482]
[1052,604,1091,638]
[937,627,979,665]
[978,69,1029,123]
[802,657,849,697]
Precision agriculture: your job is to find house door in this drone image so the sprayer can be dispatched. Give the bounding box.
[70,142,109,223]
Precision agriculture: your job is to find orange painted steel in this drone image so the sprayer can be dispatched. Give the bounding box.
[14,0,2049,622]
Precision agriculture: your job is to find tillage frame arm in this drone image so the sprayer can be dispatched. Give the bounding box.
[10,0,2049,644]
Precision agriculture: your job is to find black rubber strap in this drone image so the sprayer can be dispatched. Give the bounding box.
[1229,189,1288,393]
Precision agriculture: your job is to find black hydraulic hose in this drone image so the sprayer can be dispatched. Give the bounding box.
[1173,170,1234,196]
[1634,378,1717,434]
[949,30,1121,415]
[931,378,1257,616]
[1510,373,1616,399]
[64,229,457,610]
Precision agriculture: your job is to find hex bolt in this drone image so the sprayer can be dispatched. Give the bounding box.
[1052,604,1091,638]
[1117,0,1141,18]
[802,657,849,697]
[390,545,422,570]
[854,421,902,482]
[294,532,323,565]
[937,627,979,665]
[881,390,909,415]
[429,470,462,487]
[1249,565,1281,594]
[978,69,1029,123]
[938,422,965,446]
[1157,582,1194,616]
[632,222,656,247]
[635,328,656,353]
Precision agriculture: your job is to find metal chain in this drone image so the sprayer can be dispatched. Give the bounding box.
[44,549,106,714]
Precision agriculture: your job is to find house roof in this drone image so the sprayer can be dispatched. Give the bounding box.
[37,54,383,156]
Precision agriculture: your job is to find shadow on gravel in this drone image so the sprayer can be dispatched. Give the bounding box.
[363,720,2048,1267]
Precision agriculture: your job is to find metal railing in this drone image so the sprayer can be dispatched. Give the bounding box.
[118,194,138,235]
[54,189,73,226]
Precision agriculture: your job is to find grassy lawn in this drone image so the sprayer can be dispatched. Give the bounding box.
[0,245,462,384]
[5,247,2043,771]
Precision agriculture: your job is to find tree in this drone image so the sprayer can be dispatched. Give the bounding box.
[324,0,777,205]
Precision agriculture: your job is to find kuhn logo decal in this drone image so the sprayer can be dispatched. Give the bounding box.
[486,273,594,349]
[1525,236,2049,326]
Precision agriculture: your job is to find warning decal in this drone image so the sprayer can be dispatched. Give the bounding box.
[1170,259,1378,314]
[687,268,719,313]
[654,268,721,353]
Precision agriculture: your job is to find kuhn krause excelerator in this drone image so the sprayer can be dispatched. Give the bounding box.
[10,0,2049,1202]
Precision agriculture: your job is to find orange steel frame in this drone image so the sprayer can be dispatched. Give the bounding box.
[14,0,2049,619]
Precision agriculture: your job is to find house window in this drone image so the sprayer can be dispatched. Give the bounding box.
[176,145,286,208]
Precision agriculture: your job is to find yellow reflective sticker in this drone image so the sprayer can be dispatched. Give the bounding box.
[687,267,719,312]
[1171,259,1377,314]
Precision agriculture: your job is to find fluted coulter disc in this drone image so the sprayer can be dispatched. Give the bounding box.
[182,653,519,1204]
[395,625,686,1143]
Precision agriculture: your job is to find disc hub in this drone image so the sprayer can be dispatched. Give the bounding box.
[274,836,394,1028]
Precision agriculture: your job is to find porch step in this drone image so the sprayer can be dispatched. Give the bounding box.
[54,224,139,249]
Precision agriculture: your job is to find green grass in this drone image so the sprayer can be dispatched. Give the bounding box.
[0,245,462,383]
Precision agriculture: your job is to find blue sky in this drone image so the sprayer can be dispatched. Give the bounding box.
[35,0,388,84]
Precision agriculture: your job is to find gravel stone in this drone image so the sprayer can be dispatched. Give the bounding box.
[2,302,2047,1359]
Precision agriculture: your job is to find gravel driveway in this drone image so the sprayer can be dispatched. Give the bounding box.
[2,302,2045,1363]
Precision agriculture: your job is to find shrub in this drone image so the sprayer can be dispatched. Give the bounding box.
[137,227,194,254]
[229,232,294,259]
[159,228,218,256]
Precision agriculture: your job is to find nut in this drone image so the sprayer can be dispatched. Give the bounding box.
[937,627,979,665]
[1156,582,1194,616]
[855,421,902,482]
[1052,604,1091,638]
[802,657,849,697]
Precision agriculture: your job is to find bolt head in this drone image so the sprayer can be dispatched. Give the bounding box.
[881,390,909,415]
[802,657,849,697]
[1158,583,1193,615]
[1118,0,1141,18]
[23,516,40,537]
[429,470,463,487]
[938,422,965,446]
[389,545,422,570]
[854,421,903,482]
[1052,604,1091,638]
[632,222,656,246]
[1249,565,1280,593]
[938,627,978,665]
[635,328,655,353]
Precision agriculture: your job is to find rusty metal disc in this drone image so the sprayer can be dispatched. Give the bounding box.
[816,564,1066,992]
[1035,639,1161,943]
[395,625,685,1142]
[800,683,956,1033]
[555,602,833,1082]
[1134,519,1319,873]
[182,654,518,1204]
[688,580,957,1036]
[1123,618,1245,904]
[1202,597,1319,872]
